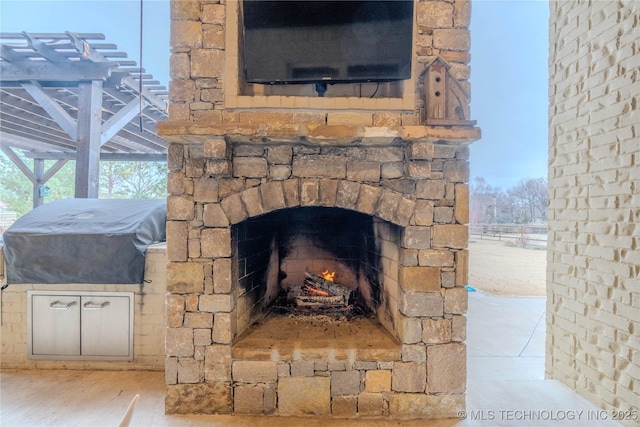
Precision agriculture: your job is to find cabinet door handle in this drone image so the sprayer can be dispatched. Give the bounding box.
[49,301,77,309]
[83,301,110,310]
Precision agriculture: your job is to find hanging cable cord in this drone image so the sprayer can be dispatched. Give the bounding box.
[139,0,144,132]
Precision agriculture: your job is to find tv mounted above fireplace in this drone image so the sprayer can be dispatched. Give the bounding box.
[242,0,414,87]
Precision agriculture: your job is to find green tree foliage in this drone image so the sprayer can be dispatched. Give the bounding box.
[0,152,167,219]
[100,161,167,199]
[0,153,32,217]
[0,152,75,217]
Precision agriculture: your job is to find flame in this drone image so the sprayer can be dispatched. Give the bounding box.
[322,270,335,282]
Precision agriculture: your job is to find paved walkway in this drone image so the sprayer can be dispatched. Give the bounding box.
[465,291,619,426]
[0,292,620,426]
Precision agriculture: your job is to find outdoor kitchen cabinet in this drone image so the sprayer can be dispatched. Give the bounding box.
[27,291,134,361]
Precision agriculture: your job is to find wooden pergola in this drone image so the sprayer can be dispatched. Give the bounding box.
[0,32,168,208]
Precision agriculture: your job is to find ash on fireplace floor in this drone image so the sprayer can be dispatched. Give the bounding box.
[268,296,373,321]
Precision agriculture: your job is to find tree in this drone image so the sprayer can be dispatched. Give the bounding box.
[508,177,548,222]
[0,152,75,217]
[469,177,502,223]
[1,151,167,220]
[100,161,167,199]
[0,153,32,217]
[470,176,548,224]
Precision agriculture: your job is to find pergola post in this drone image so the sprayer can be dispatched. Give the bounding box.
[33,158,45,208]
[75,80,103,198]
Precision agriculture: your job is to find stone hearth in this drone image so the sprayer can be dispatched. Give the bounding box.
[159,0,480,419]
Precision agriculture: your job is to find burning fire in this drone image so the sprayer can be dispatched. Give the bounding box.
[322,270,335,282]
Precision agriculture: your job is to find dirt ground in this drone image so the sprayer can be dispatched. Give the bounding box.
[468,238,547,297]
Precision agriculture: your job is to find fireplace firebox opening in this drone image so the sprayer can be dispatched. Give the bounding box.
[233,206,402,346]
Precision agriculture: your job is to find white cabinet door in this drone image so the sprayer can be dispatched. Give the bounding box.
[80,295,131,357]
[31,295,81,356]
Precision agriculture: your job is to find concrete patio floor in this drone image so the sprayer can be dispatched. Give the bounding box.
[0,292,620,426]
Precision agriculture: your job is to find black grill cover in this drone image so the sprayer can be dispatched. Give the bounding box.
[3,199,166,284]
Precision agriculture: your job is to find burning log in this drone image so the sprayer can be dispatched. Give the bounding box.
[304,272,351,302]
[304,285,330,297]
[294,294,344,306]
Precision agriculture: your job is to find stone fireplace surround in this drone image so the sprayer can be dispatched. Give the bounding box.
[159,0,480,419]
[161,131,474,418]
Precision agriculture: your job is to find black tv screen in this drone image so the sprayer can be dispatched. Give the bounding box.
[242,0,414,84]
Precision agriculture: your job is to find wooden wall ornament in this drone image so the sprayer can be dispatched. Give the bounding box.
[417,56,477,126]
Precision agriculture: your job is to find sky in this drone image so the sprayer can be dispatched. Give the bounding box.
[0,0,549,191]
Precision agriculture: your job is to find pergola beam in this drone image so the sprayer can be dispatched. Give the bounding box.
[21,81,78,140]
[0,132,75,153]
[21,151,167,162]
[101,98,149,145]
[0,61,114,82]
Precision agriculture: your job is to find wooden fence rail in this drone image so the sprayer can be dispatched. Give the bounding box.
[469,223,547,247]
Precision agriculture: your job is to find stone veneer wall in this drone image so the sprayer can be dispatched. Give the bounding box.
[168,0,472,116]
[163,139,472,417]
[547,1,639,423]
[161,0,480,418]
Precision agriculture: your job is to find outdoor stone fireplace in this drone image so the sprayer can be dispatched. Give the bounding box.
[158,0,480,419]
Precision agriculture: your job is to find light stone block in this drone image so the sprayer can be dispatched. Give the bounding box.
[400,316,423,344]
[444,287,468,314]
[183,312,213,329]
[199,294,233,313]
[212,312,233,343]
[416,1,454,28]
[213,258,232,293]
[241,187,265,217]
[331,370,361,396]
[203,203,230,228]
[166,295,185,327]
[165,327,194,357]
[204,344,232,382]
[402,344,427,362]
[389,393,465,418]
[166,356,178,385]
[403,226,432,250]
[232,361,277,384]
[167,221,188,261]
[400,291,443,317]
[193,178,219,202]
[451,315,467,342]
[358,392,385,416]
[432,224,468,249]
[423,318,452,344]
[426,343,466,393]
[178,358,201,383]
[167,262,204,294]
[290,361,315,377]
[201,228,232,258]
[278,377,330,416]
[167,195,195,220]
[234,385,264,414]
[331,395,357,417]
[400,266,441,291]
[220,193,248,224]
[365,370,391,392]
[392,362,426,392]
[260,181,286,212]
[166,383,231,414]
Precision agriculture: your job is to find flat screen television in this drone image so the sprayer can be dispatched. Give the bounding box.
[242,0,414,85]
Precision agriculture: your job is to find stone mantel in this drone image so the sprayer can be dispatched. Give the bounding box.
[157,122,481,146]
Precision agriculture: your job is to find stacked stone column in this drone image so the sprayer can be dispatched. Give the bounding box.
[164,136,470,417]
